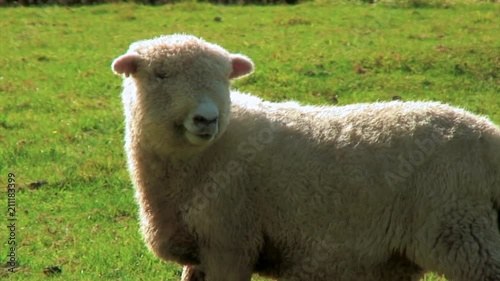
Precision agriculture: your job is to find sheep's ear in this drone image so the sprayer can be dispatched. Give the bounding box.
[229,54,254,80]
[112,54,142,77]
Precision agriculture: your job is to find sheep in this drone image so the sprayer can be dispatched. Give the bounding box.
[111,34,500,281]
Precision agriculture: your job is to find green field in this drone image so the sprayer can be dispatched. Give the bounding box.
[0,1,498,280]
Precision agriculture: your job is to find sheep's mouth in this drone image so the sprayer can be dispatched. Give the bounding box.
[195,133,213,140]
[184,129,217,146]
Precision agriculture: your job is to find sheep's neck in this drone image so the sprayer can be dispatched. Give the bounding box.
[134,143,203,189]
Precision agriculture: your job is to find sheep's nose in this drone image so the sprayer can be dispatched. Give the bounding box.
[184,101,219,138]
[193,115,218,127]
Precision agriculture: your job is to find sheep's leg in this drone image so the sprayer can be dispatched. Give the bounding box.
[416,203,500,281]
[377,254,423,281]
[200,251,253,281]
[181,265,205,281]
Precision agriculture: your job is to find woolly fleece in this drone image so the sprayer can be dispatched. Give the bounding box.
[112,34,500,281]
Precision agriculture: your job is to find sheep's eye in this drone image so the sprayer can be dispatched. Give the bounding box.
[155,72,169,79]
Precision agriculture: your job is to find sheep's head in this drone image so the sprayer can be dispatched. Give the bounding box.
[112,34,253,157]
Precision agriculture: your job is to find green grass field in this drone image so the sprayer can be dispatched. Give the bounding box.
[0,1,498,280]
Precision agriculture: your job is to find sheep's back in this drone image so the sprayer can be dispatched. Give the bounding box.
[223,98,500,268]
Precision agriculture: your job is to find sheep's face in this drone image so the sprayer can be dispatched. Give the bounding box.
[112,35,254,156]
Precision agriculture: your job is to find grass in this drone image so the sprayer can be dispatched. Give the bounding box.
[0,1,498,280]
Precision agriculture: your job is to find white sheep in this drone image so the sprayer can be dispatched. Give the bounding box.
[111,34,500,281]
